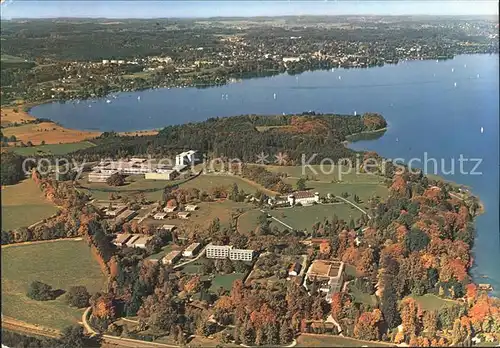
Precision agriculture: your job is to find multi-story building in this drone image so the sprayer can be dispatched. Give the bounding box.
[205,244,254,261]
[229,248,254,261]
[288,191,320,206]
[205,244,231,259]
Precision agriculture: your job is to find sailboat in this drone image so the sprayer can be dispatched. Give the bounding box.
[451,68,454,72]
[464,64,467,68]
[454,82,457,87]
[481,127,484,134]
[338,76,342,80]
[106,99,111,104]
[137,96,141,101]
[477,74,480,78]
[273,93,277,100]
[353,111,357,116]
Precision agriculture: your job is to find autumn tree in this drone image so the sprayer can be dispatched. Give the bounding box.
[400,298,421,339]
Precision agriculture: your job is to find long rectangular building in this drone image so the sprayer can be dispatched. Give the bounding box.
[205,244,254,261]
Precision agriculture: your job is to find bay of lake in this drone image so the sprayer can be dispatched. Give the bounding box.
[31,54,499,295]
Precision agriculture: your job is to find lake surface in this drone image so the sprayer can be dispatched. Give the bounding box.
[31,54,499,295]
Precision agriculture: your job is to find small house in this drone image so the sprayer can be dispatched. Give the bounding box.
[178,212,190,220]
[185,204,198,212]
[164,206,177,213]
[159,224,176,232]
[154,212,168,220]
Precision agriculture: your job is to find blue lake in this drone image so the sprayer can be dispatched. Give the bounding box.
[31,54,499,295]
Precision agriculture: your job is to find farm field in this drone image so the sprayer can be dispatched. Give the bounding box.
[1,106,36,126]
[1,113,100,145]
[267,204,363,232]
[10,141,95,156]
[407,294,459,311]
[1,239,107,330]
[296,334,393,347]
[1,179,59,231]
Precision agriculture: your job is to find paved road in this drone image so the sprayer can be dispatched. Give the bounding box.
[259,209,294,230]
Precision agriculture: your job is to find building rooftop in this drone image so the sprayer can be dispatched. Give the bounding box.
[160,224,176,231]
[308,260,344,279]
[184,242,201,253]
[114,233,132,244]
[133,235,153,246]
[163,250,182,262]
[290,191,318,199]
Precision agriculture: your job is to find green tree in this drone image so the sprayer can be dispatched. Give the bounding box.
[59,325,85,348]
[66,286,90,308]
[296,178,306,191]
[27,281,54,301]
[106,172,125,186]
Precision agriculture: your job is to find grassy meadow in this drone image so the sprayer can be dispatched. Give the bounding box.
[1,179,59,231]
[1,239,107,330]
[10,141,95,156]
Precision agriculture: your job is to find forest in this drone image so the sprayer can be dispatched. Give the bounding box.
[72,112,387,163]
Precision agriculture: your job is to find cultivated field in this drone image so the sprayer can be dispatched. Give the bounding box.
[1,107,36,126]
[10,141,95,156]
[1,179,59,231]
[1,239,107,330]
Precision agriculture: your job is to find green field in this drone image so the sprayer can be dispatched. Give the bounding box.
[264,164,385,184]
[237,209,280,234]
[407,294,459,311]
[11,141,95,156]
[180,174,277,196]
[209,273,245,292]
[348,284,378,307]
[267,204,362,232]
[296,334,393,347]
[1,240,107,330]
[1,179,59,231]
[78,174,178,201]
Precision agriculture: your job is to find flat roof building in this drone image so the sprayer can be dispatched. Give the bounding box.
[154,212,168,220]
[178,212,190,220]
[185,204,198,212]
[306,260,345,302]
[205,244,254,261]
[159,224,176,232]
[132,235,154,249]
[113,233,132,247]
[115,209,137,224]
[162,250,182,265]
[125,235,141,247]
[182,243,202,258]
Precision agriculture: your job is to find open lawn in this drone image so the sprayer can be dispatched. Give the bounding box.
[407,294,459,311]
[1,239,107,330]
[267,204,362,232]
[296,334,393,347]
[283,179,388,204]
[210,273,245,292]
[264,164,385,184]
[1,179,59,231]
[181,174,278,197]
[349,284,378,307]
[10,141,95,156]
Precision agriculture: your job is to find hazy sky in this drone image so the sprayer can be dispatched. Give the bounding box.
[1,1,498,19]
